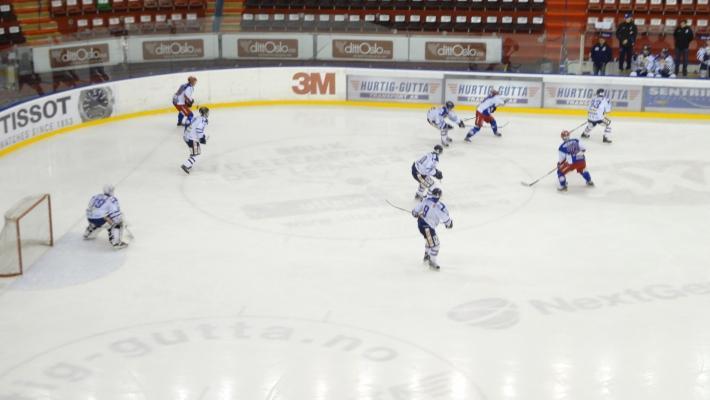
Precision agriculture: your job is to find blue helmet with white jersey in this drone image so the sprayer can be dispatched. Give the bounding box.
[445,101,454,110]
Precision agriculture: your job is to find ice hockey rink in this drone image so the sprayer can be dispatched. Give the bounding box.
[0,105,709,400]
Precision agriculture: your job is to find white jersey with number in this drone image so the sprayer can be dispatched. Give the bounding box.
[414,152,439,176]
[427,106,461,129]
[183,116,208,142]
[173,83,194,105]
[86,194,122,223]
[587,95,611,122]
[655,55,675,76]
[413,197,452,229]
[476,95,506,115]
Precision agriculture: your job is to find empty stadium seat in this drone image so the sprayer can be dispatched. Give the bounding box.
[484,15,499,31]
[440,14,453,30]
[154,14,171,32]
[113,0,128,11]
[602,0,616,11]
[301,13,316,30]
[0,27,6,46]
[363,13,377,30]
[347,14,361,31]
[318,0,333,8]
[470,15,482,30]
[159,0,173,9]
[696,18,708,34]
[316,13,331,30]
[394,0,410,7]
[516,15,530,31]
[649,0,663,12]
[588,0,602,11]
[128,0,142,11]
[441,0,456,7]
[185,12,200,30]
[376,13,391,29]
[634,0,648,11]
[486,0,500,10]
[618,0,633,11]
[8,25,24,44]
[332,13,346,31]
[697,0,709,12]
[144,0,158,9]
[108,16,123,35]
[453,14,468,31]
[586,16,598,30]
[531,0,545,11]
[501,15,514,31]
[0,3,13,21]
[286,13,301,30]
[531,15,543,31]
[365,0,380,8]
[188,0,204,9]
[66,0,81,14]
[51,0,65,15]
[254,13,270,30]
[271,13,286,30]
[409,14,422,30]
[423,14,438,30]
[241,12,255,30]
[634,17,647,34]
[516,0,530,9]
[411,0,425,8]
[665,0,679,12]
[679,0,694,12]
[664,17,676,33]
[648,17,663,34]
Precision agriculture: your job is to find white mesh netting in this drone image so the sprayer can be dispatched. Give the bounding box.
[0,194,53,277]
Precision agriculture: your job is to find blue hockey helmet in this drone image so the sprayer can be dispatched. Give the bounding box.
[445,101,454,110]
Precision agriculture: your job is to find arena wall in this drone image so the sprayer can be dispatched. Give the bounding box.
[1,66,709,157]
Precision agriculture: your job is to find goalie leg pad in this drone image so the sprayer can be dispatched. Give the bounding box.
[83,218,106,240]
[108,222,124,246]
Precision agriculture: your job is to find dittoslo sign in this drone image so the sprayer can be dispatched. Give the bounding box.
[332,39,394,60]
[237,39,299,58]
[425,42,486,62]
[49,44,110,68]
[142,39,205,60]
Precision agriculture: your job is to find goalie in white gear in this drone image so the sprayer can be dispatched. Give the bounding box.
[83,185,128,249]
[581,88,613,143]
[427,101,465,147]
[181,106,209,174]
[412,145,444,201]
[412,188,452,270]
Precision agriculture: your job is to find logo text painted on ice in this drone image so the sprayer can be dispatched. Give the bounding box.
[292,72,336,95]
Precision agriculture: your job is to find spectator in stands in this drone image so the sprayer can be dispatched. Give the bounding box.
[590,37,612,76]
[17,51,44,97]
[616,13,637,72]
[52,70,80,92]
[89,66,110,83]
[673,20,694,78]
[697,39,710,79]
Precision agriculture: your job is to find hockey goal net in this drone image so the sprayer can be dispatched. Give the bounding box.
[0,194,54,277]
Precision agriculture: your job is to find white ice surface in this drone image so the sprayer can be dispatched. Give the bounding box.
[0,106,709,400]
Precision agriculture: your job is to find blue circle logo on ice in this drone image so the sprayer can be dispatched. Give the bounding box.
[590,160,710,205]
[448,298,520,329]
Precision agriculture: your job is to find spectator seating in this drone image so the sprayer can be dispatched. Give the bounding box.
[243,0,545,10]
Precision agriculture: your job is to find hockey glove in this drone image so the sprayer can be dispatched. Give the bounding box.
[458,120,466,128]
[185,99,194,107]
[200,137,207,144]
[445,220,453,229]
[434,170,443,180]
[412,210,421,218]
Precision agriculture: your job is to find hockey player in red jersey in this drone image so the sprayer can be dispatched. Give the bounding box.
[557,130,594,191]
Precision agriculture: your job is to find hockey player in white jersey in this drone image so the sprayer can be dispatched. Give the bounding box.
[412,188,452,270]
[630,45,656,77]
[83,185,128,249]
[581,88,613,143]
[698,39,710,78]
[412,145,444,200]
[654,48,676,78]
[464,89,507,141]
[427,101,465,147]
[181,106,209,174]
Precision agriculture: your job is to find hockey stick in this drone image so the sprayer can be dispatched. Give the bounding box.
[520,167,558,187]
[568,121,587,134]
[385,200,411,214]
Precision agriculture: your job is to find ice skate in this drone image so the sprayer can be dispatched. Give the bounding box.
[586,181,595,187]
[557,186,568,192]
[581,132,590,138]
[427,259,440,270]
[603,136,612,143]
[112,242,128,250]
[181,165,191,174]
[423,254,430,263]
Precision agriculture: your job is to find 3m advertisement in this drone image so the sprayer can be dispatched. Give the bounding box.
[316,35,409,62]
[543,83,643,111]
[31,39,124,73]
[444,77,543,107]
[643,86,710,113]
[347,75,443,103]
[222,33,314,60]
[409,36,502,64]
[126,34,219,62]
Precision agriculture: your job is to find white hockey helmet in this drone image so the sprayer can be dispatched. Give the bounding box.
[103,184,115,196]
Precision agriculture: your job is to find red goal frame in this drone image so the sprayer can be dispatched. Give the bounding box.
[0,194,54,278]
